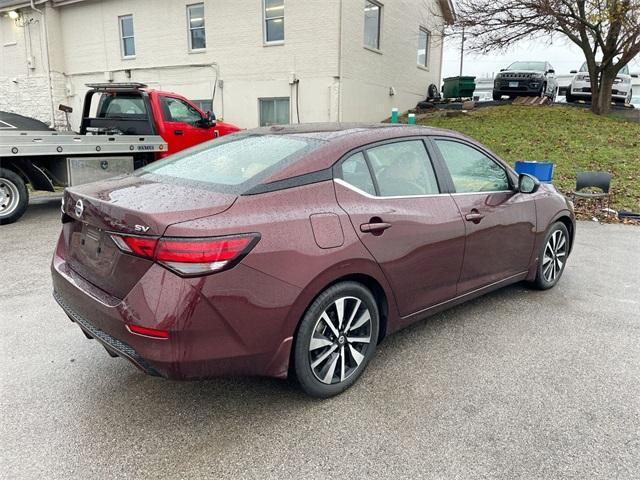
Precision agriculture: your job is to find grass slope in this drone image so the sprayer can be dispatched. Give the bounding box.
[418,106,640,211]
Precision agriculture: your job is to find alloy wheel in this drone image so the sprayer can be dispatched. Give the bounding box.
[308,296,372,385]
[0,177,20,218]
[542,229,567,283]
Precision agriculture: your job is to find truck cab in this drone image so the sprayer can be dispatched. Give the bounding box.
[80,83,240,156]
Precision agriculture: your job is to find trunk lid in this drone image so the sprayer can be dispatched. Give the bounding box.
[61,175,237,298]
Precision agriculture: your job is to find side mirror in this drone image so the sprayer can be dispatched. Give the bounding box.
[570,70,577,74]
[206,110,216,126]
[547,69,555,74]
[518,173,540,194]
[499,68,506,72]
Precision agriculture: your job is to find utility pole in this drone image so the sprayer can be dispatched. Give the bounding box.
[459,27,465,77]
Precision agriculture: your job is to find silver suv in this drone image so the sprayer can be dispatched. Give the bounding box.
[567,62,636,104]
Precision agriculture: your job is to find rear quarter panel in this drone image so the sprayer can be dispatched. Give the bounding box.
[164,180,400,342]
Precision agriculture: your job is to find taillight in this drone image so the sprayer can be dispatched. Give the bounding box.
[110,233,260,276]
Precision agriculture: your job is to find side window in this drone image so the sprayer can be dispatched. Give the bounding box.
[366,140,439,197]
[337,152,376,195]
[434,140,510,193]
[159,97,203,126]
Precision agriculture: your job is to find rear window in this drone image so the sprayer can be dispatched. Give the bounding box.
[97,94,147,118]
[140,134,322,192]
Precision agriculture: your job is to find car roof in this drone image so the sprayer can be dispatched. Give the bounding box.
[250,122,468,183]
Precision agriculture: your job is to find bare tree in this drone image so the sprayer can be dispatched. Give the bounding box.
[451,0,640,114]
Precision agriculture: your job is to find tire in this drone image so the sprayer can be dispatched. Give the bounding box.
[565,91,575,103]
[293,281,379,398]
[0,168,29,225]
[492,91,502,101]
[531,222,570,290]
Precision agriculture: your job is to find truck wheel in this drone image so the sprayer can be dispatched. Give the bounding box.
[0,168,29,225]
[492,91,502,101]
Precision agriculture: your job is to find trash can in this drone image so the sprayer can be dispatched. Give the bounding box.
[442,76,476,99]
[514,161,554,183]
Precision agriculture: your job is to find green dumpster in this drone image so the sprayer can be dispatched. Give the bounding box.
[442,76,476,99]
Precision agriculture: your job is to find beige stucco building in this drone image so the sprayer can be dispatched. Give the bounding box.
[0,0,454,129]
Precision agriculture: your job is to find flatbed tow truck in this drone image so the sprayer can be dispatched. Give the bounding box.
[1,82,239,224]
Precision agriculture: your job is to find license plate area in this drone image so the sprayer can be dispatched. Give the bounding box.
[509,81,519,88]
[68,223,119,279]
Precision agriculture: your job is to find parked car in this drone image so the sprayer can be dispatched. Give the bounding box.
[566,62,636,104]
[493,61,558,101]
[52,124,576,398]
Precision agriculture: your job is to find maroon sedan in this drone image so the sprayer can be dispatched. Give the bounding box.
[52,124,575,397]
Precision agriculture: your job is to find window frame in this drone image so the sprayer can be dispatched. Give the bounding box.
[428,137,518,194]
[334,137,447,199]
[118,14,136,59]
[263,0,285,45]
[186,3,206,52]
[363,0,383,52]
[417,26,430,69]
[258,97,291,126]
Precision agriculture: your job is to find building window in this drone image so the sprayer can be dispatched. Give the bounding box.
[417,27,430,67]
[364,0,381,50]
[187,3,206,50]
[119,15,135,58]
[192,99,213,113]
[259,97,289,126]
[264,0,284,43]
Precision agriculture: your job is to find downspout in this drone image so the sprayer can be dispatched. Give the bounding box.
[337,0,343,122]
[30,0,56,127]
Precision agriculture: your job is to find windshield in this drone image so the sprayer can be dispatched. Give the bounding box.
[579,62,629,75]
[507,61,546,71]
[140,134,323,193]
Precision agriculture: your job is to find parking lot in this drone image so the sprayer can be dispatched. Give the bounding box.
[1,196,639,479]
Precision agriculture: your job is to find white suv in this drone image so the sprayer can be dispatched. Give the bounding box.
[567,62,635,104]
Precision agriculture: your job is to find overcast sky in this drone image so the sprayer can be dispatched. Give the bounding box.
[442,36,640,79]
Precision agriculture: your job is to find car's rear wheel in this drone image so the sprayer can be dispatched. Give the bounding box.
[293,281,379,398]
[0,168,29,225]
[492,91,502,101]
[532,222,569,290]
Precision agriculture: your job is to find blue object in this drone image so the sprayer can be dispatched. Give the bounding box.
[514,161,554,183]
[391,108,398,124]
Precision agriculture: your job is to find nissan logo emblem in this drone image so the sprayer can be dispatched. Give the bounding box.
[75,199,84,218]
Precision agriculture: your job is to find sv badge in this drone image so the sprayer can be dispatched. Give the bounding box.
[134,225,150,233]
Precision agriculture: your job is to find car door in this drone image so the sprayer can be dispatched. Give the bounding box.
[158,95,212,154]
[334,138,466,317]
[431,138,536,294]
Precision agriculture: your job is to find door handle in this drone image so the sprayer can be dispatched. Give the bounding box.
[174,130,184,136]
[464,210,485,223]
[360,222,392,234]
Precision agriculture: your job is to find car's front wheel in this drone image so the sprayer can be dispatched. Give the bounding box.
[532,222,570,290]
[293,281,379,398]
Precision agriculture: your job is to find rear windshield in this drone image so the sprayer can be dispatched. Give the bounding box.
[97,94,147,118]
[507,61,546,71]
[139,134,323,193]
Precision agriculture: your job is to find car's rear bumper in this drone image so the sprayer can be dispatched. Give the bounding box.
[51,235,301,380]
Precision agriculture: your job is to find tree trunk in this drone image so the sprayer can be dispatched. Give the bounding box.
[594,70,616,115]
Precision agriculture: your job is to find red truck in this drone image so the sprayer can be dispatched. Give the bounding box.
[0,82,240,224]
[80,82,240,156]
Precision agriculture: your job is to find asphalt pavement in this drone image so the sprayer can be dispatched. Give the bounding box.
[1,197,639,479]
